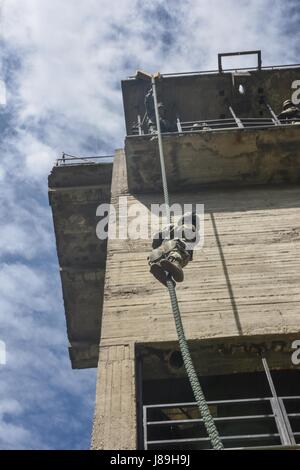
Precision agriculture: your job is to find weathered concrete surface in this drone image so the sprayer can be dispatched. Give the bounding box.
[92,150,300,449]
[91,343,136,450]
[49,162,113,368]
[139,334,300,381]
[125,126,300,193]
[122,67,300,134]
[100,153,300,348]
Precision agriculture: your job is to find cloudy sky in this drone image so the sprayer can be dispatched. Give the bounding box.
[0,0,299,450]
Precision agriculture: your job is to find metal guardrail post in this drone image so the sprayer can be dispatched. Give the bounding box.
[278,398,297,445]
[137,114,143,135]
[265,102,281,126]
[176,117,183,133]
[229,106,244,129]
[262,356,295,446]
[143,406,148,450]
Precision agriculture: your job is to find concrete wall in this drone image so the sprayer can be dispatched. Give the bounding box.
[92,150,300,449]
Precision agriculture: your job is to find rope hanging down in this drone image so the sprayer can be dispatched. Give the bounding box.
[151,75,224,450]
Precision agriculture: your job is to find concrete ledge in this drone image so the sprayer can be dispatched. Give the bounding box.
[125,126,300,193]
[49,162,113,368]
[68,341,100,369]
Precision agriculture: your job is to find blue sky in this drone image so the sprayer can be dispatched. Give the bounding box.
[0,0,299,450]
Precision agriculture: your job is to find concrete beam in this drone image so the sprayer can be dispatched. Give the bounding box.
[48,162,113,368]
[138,333,300,381]
[125,126,300,193]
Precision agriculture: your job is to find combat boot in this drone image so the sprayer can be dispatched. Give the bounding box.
[160,256,184,282]
[150,262,167,287]
[148,246,167,286]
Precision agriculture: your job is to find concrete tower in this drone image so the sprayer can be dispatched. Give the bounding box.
[49,51,300,450]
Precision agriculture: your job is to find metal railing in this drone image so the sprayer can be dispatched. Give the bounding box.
[218,51,262,73]
[56,153,113,166]
[179,117,300,133]
[143,396,300,450]
[130,115,300,137]
[128,62,300,80]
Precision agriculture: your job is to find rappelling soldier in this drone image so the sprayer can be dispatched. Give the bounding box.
[144,88,176,134]
[144,88,156,133]
[148,213,199,286]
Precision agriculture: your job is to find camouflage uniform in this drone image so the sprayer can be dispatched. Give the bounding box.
[148,214,199,286]
[145,89,156,134]
[192,122,211,131]
[144,89,176,134]
[277,99,300,123]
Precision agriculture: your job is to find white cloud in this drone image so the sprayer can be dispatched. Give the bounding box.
[0,222,50,260]
[2,1,299,160]
[0,261,96,449]
[0,421,33,450]
[0,79,6,106]
[0,0,299,450]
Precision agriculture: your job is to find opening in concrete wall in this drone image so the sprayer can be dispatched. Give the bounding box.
[136,341,300,450]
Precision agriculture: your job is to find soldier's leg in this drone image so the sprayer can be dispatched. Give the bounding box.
[148,246,167,286]
[147,118,157,134]
[175,223,197,244]
[160,240,191,282]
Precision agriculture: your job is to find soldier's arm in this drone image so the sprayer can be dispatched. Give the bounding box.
[152,224,175,249]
